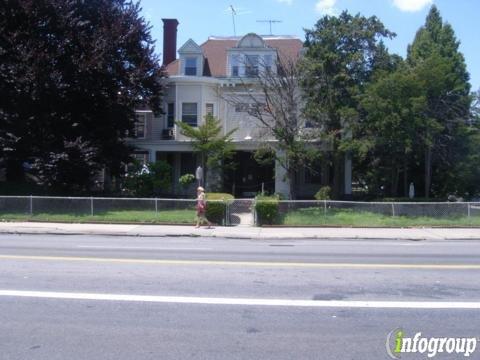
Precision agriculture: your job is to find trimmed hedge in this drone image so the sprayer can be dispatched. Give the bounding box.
[205,193,234,225]
[255,195,280,226]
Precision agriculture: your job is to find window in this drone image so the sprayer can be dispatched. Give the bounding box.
[206,103,214,117]
[167,103,175,128]
[231,55,240,77]
[245,55,259,77]
[182,103,198,126]
[185,57,197,76]
[264,54,273,73]
[134,113,146,138]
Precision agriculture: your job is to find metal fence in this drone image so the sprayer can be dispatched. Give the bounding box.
[0,196,479,227]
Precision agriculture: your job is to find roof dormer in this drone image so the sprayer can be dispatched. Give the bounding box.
[236,33,267,49]
[178,39,204,76]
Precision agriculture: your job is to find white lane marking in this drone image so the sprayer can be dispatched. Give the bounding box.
[0,290,479,309]
[76,246,212,251]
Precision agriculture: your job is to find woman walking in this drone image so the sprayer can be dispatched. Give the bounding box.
[195,186,212,228]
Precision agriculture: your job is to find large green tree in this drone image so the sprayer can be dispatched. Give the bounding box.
[0,0,165,193]
[301,11,395,198]
[358,63,426,197]
[407,5,471,197]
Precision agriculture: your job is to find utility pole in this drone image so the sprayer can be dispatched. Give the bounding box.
[256,20,282,35]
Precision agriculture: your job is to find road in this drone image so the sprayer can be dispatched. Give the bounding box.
[0,234,479,359]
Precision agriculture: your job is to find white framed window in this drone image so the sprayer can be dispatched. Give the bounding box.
[182,103,198,126]
[231,54,241,77]
[134,113,146,138]
[245,55,259,77]
[264,54,273,73]
[206,103,214,117]
[185,57,197,76]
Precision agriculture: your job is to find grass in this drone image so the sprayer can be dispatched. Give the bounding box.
[1,207,478,227]
[281,208,480,227]
[0,209,196,224]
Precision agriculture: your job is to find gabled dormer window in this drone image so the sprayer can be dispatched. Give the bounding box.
[185,57,197,76]
[178,39,203,77]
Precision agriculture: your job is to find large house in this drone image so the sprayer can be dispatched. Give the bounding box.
[129,19,352,199]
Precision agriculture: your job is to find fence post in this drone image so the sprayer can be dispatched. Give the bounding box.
[29,195,33,215]
[90,197,94,216]
[155,198,158,213]
[468,203,471,218]
[253,198,257,227]
[391,203,395,217]
[323,200,327,219]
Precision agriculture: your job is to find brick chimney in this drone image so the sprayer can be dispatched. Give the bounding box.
[162,19,179,66]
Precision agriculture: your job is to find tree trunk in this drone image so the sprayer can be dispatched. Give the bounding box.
[332,152,343,199]
[424,147,432,198]
[391,166,399,197]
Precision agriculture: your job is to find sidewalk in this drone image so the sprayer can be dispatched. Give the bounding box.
[0,221,480,240]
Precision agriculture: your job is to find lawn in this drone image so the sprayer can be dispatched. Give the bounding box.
[0,209,196,224]
[281,207,480,227]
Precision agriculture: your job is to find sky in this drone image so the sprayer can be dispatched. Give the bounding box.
[140,0,480,90]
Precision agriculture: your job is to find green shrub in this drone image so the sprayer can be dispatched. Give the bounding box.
[255,195,279,226]
[205,192,234,225]
[179,174,196,188]
[314,186,331,200]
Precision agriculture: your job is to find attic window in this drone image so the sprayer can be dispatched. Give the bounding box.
[185,57,197,76]
[245,55,259,77]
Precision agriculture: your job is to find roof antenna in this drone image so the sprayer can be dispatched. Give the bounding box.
[257,20,282,35]
[230,5,237,36]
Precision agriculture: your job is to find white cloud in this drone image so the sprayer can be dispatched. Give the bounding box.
[277,0,293,4]
[315,0,338,15]
[392,0,433,12]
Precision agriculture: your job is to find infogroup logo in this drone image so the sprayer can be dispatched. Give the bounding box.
[386,328,477,358]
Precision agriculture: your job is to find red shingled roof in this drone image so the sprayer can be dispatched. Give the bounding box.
[165,36,303,77]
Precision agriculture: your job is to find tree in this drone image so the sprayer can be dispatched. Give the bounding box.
[358,64,426,197]
[176,115,236,191]
[0,0,165,192]
[224,57,319,199]
[301,11,395,197]
[407,5,471,197]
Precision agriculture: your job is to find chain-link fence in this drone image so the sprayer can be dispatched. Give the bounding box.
[255,200,480,227]
[0,196,479,227]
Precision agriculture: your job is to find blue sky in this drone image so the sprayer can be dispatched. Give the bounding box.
[140,0,479,90]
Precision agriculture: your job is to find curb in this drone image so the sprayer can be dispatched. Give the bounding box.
[1,229,480,241]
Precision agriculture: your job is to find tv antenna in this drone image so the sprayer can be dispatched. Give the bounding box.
[230,5,237,36]
[257,20,282,35]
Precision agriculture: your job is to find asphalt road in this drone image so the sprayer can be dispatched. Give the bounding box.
[0,234,479,359]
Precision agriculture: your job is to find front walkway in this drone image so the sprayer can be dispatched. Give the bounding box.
[1,222,480,240]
